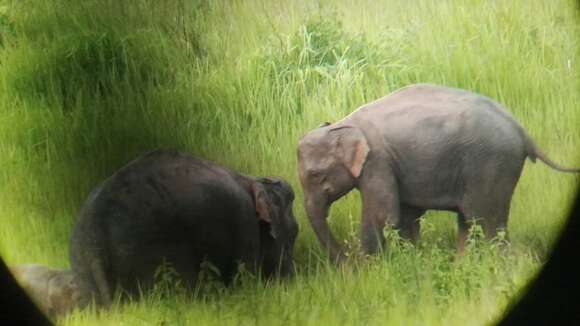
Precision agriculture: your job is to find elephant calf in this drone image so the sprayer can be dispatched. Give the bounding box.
[10,264,80,318]
[70,149,298,307]
[297,83,580,262]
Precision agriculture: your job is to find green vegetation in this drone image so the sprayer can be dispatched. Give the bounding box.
[0,0,578,325]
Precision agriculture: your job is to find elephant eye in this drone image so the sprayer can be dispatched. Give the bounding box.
[308,170,320,177]
[309,170,326,183]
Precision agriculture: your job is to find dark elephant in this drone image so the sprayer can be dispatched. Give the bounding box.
[297,83,579,262]
[70,149,298,307]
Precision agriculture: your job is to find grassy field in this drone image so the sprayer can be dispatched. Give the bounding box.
[0,0,579,325]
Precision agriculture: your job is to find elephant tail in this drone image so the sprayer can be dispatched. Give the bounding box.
[527,146,580,173]
[492,101,579,173]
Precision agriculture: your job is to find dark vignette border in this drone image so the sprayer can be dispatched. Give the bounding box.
[0,1,579,325]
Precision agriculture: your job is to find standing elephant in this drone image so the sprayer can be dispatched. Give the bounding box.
[70,149,298,307]
[297,83,579,262]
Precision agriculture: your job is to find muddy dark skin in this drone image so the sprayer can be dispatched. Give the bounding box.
[70,149,298,307]
[297,83,580,263]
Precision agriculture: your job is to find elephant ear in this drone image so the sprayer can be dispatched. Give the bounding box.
[251,181,272,223]
[330,126,370,178]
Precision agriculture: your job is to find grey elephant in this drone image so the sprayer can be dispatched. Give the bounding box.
[70,149,298,307]
[297,83,580,262]
[10,264,81,318]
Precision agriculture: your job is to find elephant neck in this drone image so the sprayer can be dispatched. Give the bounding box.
[344,115,400,178]
[233,173,255,195]
[345,116,389,157]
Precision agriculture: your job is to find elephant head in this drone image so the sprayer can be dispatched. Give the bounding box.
[47,271,81,316]
[250,177,298,278]
[11,264,81,317]
[297,124,370,261]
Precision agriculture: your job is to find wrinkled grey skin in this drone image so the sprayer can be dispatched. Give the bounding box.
[10,264,81,318]
[70,149,298,308]
[297,83,580,262]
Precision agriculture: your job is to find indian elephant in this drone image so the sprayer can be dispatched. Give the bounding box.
[10,264,81,318]
[70,149,298,307]
[297,83,580,262]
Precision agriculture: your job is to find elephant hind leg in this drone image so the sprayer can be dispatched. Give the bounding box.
[457,183,516,253]
[397,205,425,244]
[456,208,509,255]
[456,211,475,254]
[457,155,523,253]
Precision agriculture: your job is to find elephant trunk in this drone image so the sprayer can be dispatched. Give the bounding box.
[305,196,344,263]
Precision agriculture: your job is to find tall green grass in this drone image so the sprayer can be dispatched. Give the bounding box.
[0,0,578,324]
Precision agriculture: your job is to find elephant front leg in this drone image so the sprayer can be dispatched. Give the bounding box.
[359,171,400,256]
[360,216,387,255]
